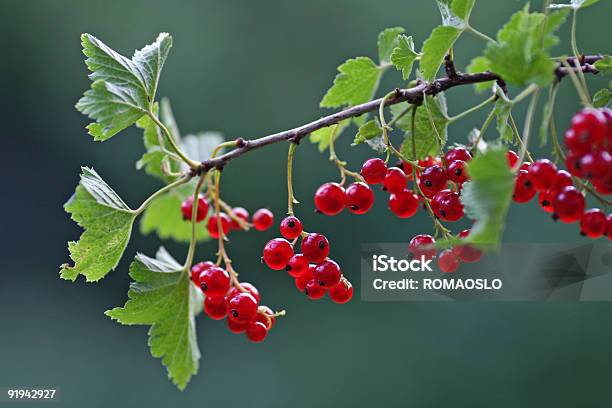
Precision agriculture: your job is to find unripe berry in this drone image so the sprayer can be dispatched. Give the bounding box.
[207,213,231,239]
[446,160,469,183]
[199,266,231,297]
[181,194,209,222]
[513,169,536,203]
[300,233,330,263]
[252,208,274,231]
[262,238,294,270]
[329,278,353,304]
[227,292,258,323]
[345,182,374,214]
[552,186,585,223]
[419,165,448,198]
[360,158,387,184]
[383,167,407,194]
[203,295,227,320]
[304,279,326,300]
[313,259,342,287]
[286,254,309,278]
[246,321,268,342]
[408,234,436,261]
[445,147,472,164]
[437,249,459,273]
[314,182,346,215]
[279,216,303,240]
[580,209,607,238]
[229,207,249,230]
[527,159,557,191]
[388,189,419,218]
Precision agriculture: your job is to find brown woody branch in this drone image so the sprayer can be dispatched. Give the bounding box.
[197,55,602,173]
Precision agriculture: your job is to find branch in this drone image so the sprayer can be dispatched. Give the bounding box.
[198,55,603,172]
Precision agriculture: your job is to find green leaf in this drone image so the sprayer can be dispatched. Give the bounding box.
[593,87,612,108]
[399,95,450,159]
[140,184,210,243]
[378,27,405,63]
[320,57,383,108]
[436,0,475,27]
[60,167,136,282]
[483,7,568,87]
[390,34,419,80]
[76,33,172,141]
[466,56,493,93]
[353,119,382,145]
[594,56,612,76]
[310,120,350,152]
[493,97,513,142]
[460,147,514,246]
[180,132,224,162]
[106,249,200,390]
[549,0,600,9]
[420,26,462,82]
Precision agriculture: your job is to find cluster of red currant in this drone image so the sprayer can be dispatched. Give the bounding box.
[262,216,353,303]
[512,108,611,240]
[189,262,277,342]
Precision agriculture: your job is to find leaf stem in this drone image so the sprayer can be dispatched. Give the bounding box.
[448,95,496,123]
[514,90,540,171]
[570,9,580,59]
[470,107,496,153]
[287,142,299,215]
[560,59,591,106]
[134,174,191,214]
[183,174,207,270]
[148,112,199,169]
[466,25,497,44]
[328,124,364,185]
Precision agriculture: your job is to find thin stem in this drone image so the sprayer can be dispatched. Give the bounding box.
[560,59,591,106]
[387,104,413,127]
[572,177,612,207]
[328,124,363,185]
[218,199,251,230]
[134,174,191,214]
[148,112,199,169]
[422,93,444,152]
[448,95,496,123]
[379,91,396,162]
[514,90,540,172]
[287,142,298,215]
[570,10,580,59]
[212,141,237,160]
[470,107,496,153]
[183,174,207,270]
[466,25,497,44]
[511,83,539,105]
[509,113,534,163]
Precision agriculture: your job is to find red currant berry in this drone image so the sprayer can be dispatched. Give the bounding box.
[571,108,607,147]
[564,151,583,177]
[199,266,231,297]
[506,150,520,168]
[447,160,469,183]
[527,159,557,191]
[227,292,258,323]
[383,167,407,194]
[388,189,419,218]
[300,233,330,263]
[203,295,227,320]
[313,259,341,287]
[295,264,314,292]
[564,128,590,156]
[593,177,612,195]
[345,182,374,214]
[227,318,248,334]
[314,182,346,215]
[552,186,585,223]
[445,147,472,164]
[513,170,536,203]
[304,279,326,300]
[180,194,209,222]
[408,234,436,261]
[228,282,261,303]
[286,254,309,278]
[607,215,612,240]
[279,216,303,240]
[437,249,459,273]
[580,209,607,238]
[207,213,231,239]
[191,261,214,284]
[360,158,387,184]
[229,207,249,230]
[452,229,483,263]
[252,208,274,231]
[263,238,294,270]
[246,321,268,342]
[329,278,353,304]
[253,306,276,329]
[580,151,612,181]
[538,170,574,213]
[419,156,436,167]
[431,189,464,222]
[419,165,448,198]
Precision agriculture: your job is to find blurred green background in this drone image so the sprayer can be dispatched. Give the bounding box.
[1,0,611,406]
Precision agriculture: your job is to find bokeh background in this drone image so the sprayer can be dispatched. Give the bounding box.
[2,0,611,406]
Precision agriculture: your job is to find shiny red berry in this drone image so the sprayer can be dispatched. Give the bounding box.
[227,318,248,334]
[580,151,612,181]
[314,182,346,215]
[313,259,341,287]
[538,170,574,212]
[452,229,483,263]
[229,207,249,230]
[286,254,309,278]
[408,234,436,260]
[445,147,472,164]
[295,264,314,292]
[246,321,268,342]
[199,266,230,297]
[513,170,536,203]
[447,160,469,183]
[304,279,326,300]
[329,278,353,304]
[252,208,274,231]
[431,189,464,222]
[564,151,583,177]
[279,216,303,240]
[300,233,330,263]
[383,167,407,194]
[360,158,387,184]
[580,209,607,238]
[552,186,585,223]
[262,238,294,270]
[207,213,231,239]
[345,182,374,214]
[388,189,419,218]
[437,249,459,273]
[253,306,276,329]
[419,165,448,198]
[527,159,557,191]
[181,194,209,222]
[228,282,260,303]
[191,261,215,284]
[593,177,612,195]
[203,295,227,320]
[227,292,258,323]
[564,128,590,155]
[570,108,607,147]
[506,150,520,168]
